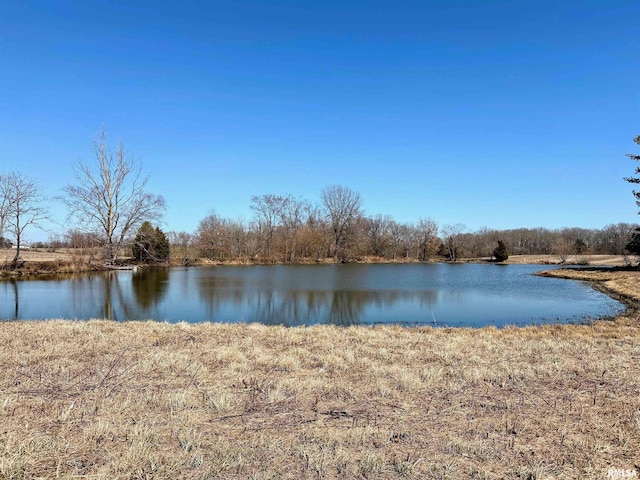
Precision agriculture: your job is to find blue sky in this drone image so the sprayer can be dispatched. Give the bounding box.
[1,0,639,242]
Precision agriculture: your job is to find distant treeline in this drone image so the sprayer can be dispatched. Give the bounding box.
[43,186,639,264]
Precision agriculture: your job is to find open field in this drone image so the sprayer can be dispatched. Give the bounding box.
[0,249,99,276]
[0,269,639,479]
[0,249,87,263]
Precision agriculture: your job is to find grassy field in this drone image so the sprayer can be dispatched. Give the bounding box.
[0,268,639,479]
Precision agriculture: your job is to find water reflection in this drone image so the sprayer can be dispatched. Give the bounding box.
[132,268,169,310]
[0,264,626,327]
[73,271,130,321]
[329,291,363,326]
[9,278,18,321]
[194,272,442,326]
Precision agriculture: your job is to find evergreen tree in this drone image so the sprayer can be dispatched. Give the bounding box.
[493,240,509,262]
[624,135,640,214]
[626,227,640,256]
[133,221,170,262]
[154,226,171,260]
[623,136,640,261]
[574,238,587,254]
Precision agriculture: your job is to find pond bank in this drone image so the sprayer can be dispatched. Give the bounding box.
[537,267,640,312]
[0,250,632,278]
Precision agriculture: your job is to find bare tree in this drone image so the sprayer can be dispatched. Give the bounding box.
[226,219,250,260]
[552,237,573,264]
[465,226,498,258]
[196,211,233,261]
[0,175,10,243]
[364,214,393,257]
[593,222,636,254]
[416,218,439,261]
[296,205,328,261]
[278,196,310,263]
[62,131,166,263]
[441,223,466,262]
[196,212,224,260]
[0,172,50,267]
[388,220,415,260]
[321,185,363,261]
[168,231,194,265]
[250,194,288,261]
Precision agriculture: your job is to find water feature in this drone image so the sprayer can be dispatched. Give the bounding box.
[0,263,625,327]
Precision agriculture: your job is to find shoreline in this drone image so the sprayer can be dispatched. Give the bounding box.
[0,251,633,278]
[535,267,640,315]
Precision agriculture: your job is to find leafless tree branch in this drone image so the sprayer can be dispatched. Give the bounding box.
[60,130,165,263]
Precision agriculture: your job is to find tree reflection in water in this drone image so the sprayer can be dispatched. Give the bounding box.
[70,269,171,321]
[132,268,169,311]
[100,271,131,320]
[195,272,441,326]
[9,278,18,321]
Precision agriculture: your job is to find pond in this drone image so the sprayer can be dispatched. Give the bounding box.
[0,264,625,327]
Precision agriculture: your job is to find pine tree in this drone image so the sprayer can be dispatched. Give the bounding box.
[133,222,170,263]
[623,135,640,260]
[493,240,509,262]
[154,226,171,261]
[626,228,640,256]
[624,135,640,214]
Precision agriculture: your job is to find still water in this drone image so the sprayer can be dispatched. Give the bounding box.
[0,264,625,327]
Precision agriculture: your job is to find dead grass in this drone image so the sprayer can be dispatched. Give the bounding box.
[0,249,101,277]
[1,267,640,480]
[502,255,630,267]
[0,248,94,263]
[1,249,632,280]
[538,268,640,307]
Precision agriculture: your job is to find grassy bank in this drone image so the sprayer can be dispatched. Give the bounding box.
[537,267,640,307]
[1,269,639,479]
[1,249,633,278]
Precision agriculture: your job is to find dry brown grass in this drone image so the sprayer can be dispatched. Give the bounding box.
[3,248,632,269]
[0,249,96,276]
[503,255,630,267]
[538,268,640,306]
[1,268,640,479]
[0,249,92,263]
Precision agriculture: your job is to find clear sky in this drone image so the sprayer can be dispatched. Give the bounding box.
[1,0,639,242]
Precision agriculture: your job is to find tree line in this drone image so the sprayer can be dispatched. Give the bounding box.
[171,213,637,264]
[2,132,640,266]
